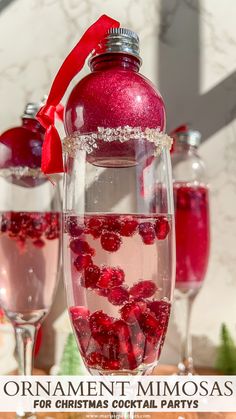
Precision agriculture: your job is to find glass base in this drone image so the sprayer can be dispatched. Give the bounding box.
[88,361,158,376]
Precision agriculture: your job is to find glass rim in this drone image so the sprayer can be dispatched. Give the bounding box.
[63,126,173,158]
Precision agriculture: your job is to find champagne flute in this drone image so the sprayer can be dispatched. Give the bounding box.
[171,128,210,375]
[63,130,175,419]
[0,172,61,418]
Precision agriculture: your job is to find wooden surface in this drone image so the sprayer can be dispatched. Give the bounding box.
[1,366,235,419]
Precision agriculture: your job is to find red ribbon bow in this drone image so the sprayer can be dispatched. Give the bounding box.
[37,15,120,174]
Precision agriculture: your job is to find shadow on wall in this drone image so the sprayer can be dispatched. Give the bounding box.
[159,0,236,138]
[0,0,16,14]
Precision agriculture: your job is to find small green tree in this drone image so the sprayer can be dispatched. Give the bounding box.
[58,333,87,376]
[216,324,236,374]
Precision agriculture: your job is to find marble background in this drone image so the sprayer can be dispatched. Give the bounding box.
[0,0,236,370]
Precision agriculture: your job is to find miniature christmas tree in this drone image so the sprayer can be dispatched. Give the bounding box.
[58,333,87,376]
[216,324,236,374]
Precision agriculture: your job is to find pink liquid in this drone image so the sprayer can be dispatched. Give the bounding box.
[0,212,60,323]
[174,183,210,290]
[64,213,174,374]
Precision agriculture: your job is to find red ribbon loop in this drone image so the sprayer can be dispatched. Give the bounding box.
[37,14,120,174]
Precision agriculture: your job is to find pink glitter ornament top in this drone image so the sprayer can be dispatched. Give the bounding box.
[64,28,166,167]
[0,102,45,171]
[0,102,46,187]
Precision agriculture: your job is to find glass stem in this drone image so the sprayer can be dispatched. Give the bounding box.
[178,293,196,375]
[14,324,38,419]
[15,324,37,375]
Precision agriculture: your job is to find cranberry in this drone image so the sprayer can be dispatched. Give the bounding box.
[140,312,160,337]
[155,217,170,240]
[113,320,130,340]
[130,280,157,299]
[82,265,100,288]
[87,351,103,367]
[70,307,91,350]
[31,216,46,238]
[120,217,138,237]
[67,218,84,237]
[9,215,21,236]
[70,306,90,321]
[148,300,171,331]
[70,239,95,256]
[100,231,121,252]
[45,226,59,240]
[87,217,103,238]
[108,286,129,306]
[97,266,125,289]
[102,358,120,370]
[74,254,92,271]
[89,311,114,345]
[33,238,45,248]
[0,216,8,233]
[89,311,113,333]
[102,216,122,233]
[120,301,147,324]
[138,222,155,245]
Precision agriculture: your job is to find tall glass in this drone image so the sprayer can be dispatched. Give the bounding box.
[63,130,175,400]
[171,129,210,375]
[0,170,61,418]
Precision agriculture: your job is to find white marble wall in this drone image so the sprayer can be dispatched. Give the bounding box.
[0,0,236,369]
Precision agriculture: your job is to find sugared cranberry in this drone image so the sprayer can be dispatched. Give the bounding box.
[130,280,157,299]
[120,217,138,237]
[70,239,95,256]
[33,238,45,248]
[108,286,129,306]
[82,265,100,288]
[155,217,170,240]
[100,231,121,252]
[140,312,160,336]
[74,254,92,271]
[97,266,124,289]
[120,301,147,324]
[87,217,103,238]
[138,222,155,245]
